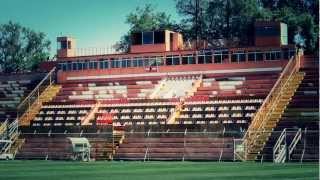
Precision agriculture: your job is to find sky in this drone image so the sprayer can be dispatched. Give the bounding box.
[0,0,180,57]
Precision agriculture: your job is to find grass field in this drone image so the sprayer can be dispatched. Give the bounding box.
[0,161,318,180]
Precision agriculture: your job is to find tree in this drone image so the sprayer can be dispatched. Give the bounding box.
[175,0,208,42]
[114,4,178,52]
[261,0,319,53]
[0,21,50,73]
[176,0,270,47]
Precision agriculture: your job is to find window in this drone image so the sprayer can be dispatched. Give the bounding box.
[111,59,120,68]
[132,59,138,67]
[138,59,144,67]
[77,62,83,70]
[182,55,195,65]
[99,60,109,69]
[143,32,153,44]
[132,32,142,45]
[265,51,281,61]
[59,63,67,71]
[248,51,264,61]
[198,56,205,64]
[83,61,88,69]
[72,62,77,70]
[132,31,166,45]
[231,51,246,63]
[126,59,132,67]
[60,41,67,49]
[62,63,67,71]
[166,56,173,65]
[89,61,98,69]
[166,56,180,65]
[67,62,72,71]
[222,50,229,61]
[154,31,165,44]
[198,51,212,64]
[144,58,151,67]
[172,56,180,65]
[205,55,212,63]
[213,51,225,63]
[248,52,256,61]
[149,57,164,66]
[121,59,127,68]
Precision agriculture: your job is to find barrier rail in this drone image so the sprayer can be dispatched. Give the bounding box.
[17,129,318,162]
[17,67,57,118]
[242,49,303,159]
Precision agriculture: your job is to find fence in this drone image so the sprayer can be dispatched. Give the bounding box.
[16,129,318,162]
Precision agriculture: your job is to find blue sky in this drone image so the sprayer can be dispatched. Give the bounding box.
[0,0,180,56]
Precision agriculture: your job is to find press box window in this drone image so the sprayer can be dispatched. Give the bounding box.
[99,61,109,69]
[111,60,120,68]
[132,33,142,45]
[154,31,165,44]
[143,32,153,44]
[89,61,98,69]
[182,55,195,65]
[72,62,77,70]
[83,61,88,69]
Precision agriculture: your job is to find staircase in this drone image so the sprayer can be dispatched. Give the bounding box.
[185,75,203,98]
[0,118,21,158]
[149,77,167,99]
[82,101,100,125]
[17,68,60,126]
[167,102,183,124]
[19,85,61,126]
[241,50,305,161]
[167,75,202,124]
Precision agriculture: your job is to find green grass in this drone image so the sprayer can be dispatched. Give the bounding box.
[0,161,318,180]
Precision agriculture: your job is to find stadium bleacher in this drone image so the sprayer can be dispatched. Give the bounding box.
[3,26,317,162]
[0,73,44,122]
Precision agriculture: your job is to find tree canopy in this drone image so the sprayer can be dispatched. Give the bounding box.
[0,21,50,73]
[114,4,178,52]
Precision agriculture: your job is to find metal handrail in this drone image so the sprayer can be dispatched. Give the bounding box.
[300,128,307,163]
[273,129,287,154]
[289,128,302,156]
[17,67,56,110]
[273,128,287,162]
[244,50,302,149]
[250,53,299,132]
[0,119,8,136]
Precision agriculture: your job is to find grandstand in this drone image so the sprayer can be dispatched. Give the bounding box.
[0,21,318,164]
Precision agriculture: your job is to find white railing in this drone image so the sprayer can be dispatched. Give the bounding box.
[17,67,56,119]
[273,129,287,163]
[74,46,121,57]
[288,128,302,159]
[0,118,19,154]
[300,128,307,163]
[0,119,8,138]
[273,128,302,163]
